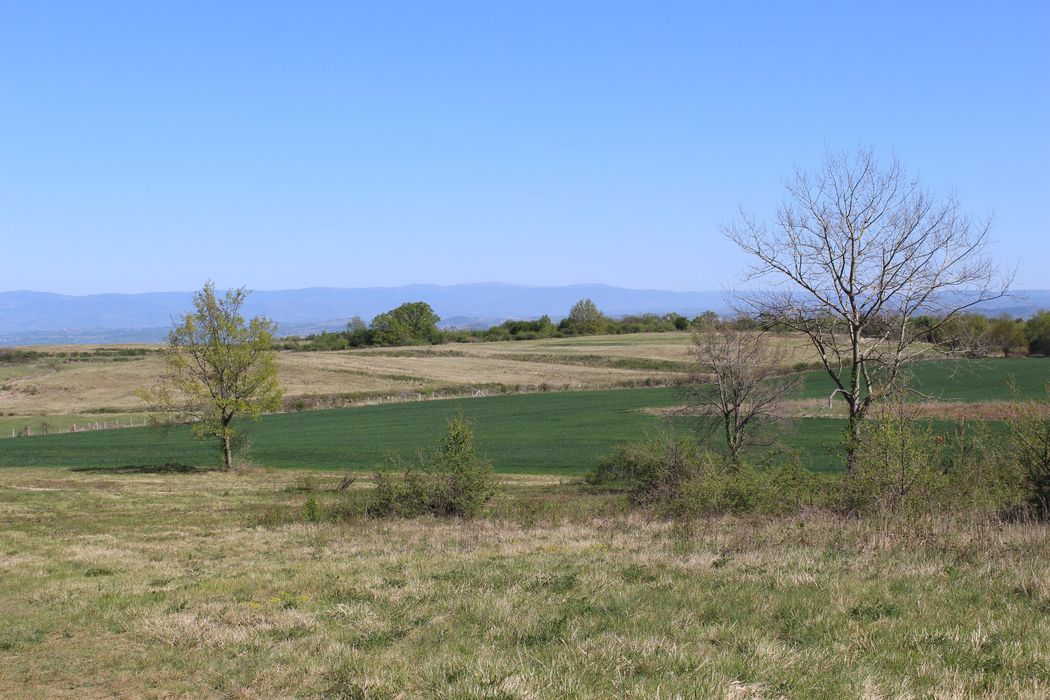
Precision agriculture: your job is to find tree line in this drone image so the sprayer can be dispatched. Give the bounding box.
[277,297,699,350]
[273,298,1050,355]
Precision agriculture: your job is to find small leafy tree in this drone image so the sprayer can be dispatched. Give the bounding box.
[392,301,441,341]
[691,311,719,330]
[345,316,370,347]
[141,282,283,469]
[368,312,408,346]
[432,414,496,517]
[1027,310,1050,356]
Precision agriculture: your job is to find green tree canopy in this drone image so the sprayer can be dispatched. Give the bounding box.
[1028,311,1050,356]
[370,301,441,345]
[563,298,607,335]
[985,315,1029,357]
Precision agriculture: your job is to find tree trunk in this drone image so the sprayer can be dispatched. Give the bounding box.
[845,410,862,474]
[222,434,233,470]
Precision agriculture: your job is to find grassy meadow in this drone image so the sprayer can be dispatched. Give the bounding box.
[1,468,1048,699]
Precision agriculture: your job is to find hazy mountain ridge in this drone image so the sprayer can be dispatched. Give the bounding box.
[1,284,1047,346]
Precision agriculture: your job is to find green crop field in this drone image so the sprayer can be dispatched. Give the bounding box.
[1,357,1044,474]
[0,388,681,473]
[792,357,1049,402]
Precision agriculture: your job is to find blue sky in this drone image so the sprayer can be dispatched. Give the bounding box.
[1,1,1047,294]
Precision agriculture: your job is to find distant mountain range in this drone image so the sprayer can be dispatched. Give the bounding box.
[1,284,1048,346]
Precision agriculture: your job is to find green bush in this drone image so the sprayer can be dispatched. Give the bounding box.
[589,432,820,516]
[1005,389,1050,518]
[675,459,822,516]
[939,422,1023,515]
[302,495,320,523]
[365,415,496,518]
[843,403,1025,518]
[430,414,497,516]
[843,410,946,516]
[588,432,707,505]
[368,468,432,518]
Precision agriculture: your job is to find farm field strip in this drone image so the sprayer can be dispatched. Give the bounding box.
[0,333,701,419]
[0,331,957,425]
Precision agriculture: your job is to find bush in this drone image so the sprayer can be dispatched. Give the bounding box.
[588,432,707,504]
[844,400,1025,518]
[939,422,1024,516]
[431,414,497,516]
[302,495,320,523]
[1027,310,1050,355]
[368,468,432,518]
[844,408,946,516]
[589,432,820,516]
[365,415,496,518]
[1005,389,1050,518]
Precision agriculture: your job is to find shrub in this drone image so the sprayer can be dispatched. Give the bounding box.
[368,468,431,518]
[939,422,1023,516]
[589,431,819,516]
[844,399,1025,518]
[675,458,821,517]
[1027,310,1050,355]
[588,432,707,505]
[431,414,496,516]
[302,495,320,523]
[1005,388,1050,518]
[365,415,496,518]
[843,406,947,516]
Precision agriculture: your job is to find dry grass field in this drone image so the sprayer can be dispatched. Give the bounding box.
[1,467,1048,698]
[0,333,818,436]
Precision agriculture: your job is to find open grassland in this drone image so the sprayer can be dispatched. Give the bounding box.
[0,468,1047,699]
[1,358,1044,474]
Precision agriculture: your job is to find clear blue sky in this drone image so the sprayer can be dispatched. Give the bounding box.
[2,1,1047,294]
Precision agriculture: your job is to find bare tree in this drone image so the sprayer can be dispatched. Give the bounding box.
[724,148,1008,468]
[685,326,800,463]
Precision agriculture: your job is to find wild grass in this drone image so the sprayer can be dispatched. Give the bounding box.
[0,467,1047,698]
